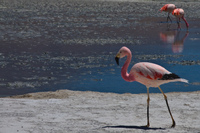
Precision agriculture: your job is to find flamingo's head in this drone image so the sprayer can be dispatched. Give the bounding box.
[160,4,176,13]
[115,46,131,65]
[172,9,181,16]
[160,4,168,12]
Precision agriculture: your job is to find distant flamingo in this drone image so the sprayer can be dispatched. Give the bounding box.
[172,8,189,29]
[115,46,188,128]
[160,4,176,22]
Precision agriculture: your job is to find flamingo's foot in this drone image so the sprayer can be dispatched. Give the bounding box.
[171,120,176,128]
[145,123,150,128]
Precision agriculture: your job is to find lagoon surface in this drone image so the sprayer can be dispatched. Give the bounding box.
[0,0,200,96]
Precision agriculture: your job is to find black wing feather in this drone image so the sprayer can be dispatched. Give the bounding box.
[159,73,180,80]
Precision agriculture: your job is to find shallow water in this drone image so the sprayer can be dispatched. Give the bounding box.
[0,0,200,96]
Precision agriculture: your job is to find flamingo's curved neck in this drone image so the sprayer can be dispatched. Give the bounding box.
[182,16,189,28]
[121,52,135,82]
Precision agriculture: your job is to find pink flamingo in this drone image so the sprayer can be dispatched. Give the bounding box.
[160,4,176,22]
[172,8,189,30]
[115,46,188,128]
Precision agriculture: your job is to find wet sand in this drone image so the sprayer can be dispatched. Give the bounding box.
[0,90,200,133]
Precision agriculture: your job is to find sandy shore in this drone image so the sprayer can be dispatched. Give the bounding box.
[0,90,199,133]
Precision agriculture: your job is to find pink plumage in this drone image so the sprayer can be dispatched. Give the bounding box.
[160,4,176,22]
[115,46,188,128]
[160,4,176,13]
[115,46,188,87]
[172,8,189,29]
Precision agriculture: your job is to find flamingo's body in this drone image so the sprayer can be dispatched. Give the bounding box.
[115,46,188,128]
[128,62,187,87]
[160,4,176,22]
[172,8,189,29]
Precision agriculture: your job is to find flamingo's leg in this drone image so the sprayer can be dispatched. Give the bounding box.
[177,18,181,29]
[158,86,176,128]
[167,13,172,23]
[146,87,150,127]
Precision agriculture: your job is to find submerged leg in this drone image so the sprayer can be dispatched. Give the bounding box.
[158,86,176,128]
[146,87,150,127]
[167,23,171,30]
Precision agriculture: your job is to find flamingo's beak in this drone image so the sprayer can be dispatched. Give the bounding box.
[115,57,119,65]
[115,53,120,65]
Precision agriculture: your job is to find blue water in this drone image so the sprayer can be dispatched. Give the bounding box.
[66,30,200,94]
[0,0,200,96]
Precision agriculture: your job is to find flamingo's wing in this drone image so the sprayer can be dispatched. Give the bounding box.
[131,62,170,80]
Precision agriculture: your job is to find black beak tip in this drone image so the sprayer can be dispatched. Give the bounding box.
[115,57,119,65]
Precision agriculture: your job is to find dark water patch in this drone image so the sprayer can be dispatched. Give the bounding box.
[169,60,200,66]
[135,54,183,61]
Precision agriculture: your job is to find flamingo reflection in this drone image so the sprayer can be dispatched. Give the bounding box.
[160,31,189,53]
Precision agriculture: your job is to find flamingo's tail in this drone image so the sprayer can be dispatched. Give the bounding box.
[160,73,188,83]
[178,78,188,83]
[173,78,188,83]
